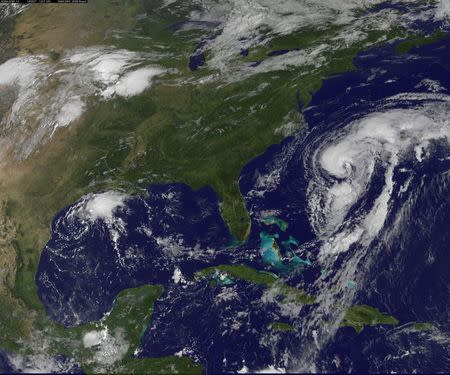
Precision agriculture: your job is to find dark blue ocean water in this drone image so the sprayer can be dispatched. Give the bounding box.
[36,184,232,326]
[0,352,14,374]
[35,32,450,374]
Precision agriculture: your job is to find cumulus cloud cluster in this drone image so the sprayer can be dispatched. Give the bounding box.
[78,191,128,222]
[0,47,165,159]
[189,0,386,71]
[82,328,129,370]
[436,0,450,19]
[308,97,450,257]
[164,0,447,80]
[6,352,80,374]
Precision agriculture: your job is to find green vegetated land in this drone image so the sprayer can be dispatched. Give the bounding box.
[412,322,434,331]
[341,305,399,334]
[48,285,202,374]
[270,322,295,332]
[196,266,403,335]
[195,264,316,304]
[395,29,448,54]
[0,0,444,371]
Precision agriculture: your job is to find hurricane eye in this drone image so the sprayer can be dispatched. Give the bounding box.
[343,161,353,175]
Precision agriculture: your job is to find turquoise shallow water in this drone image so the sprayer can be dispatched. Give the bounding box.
[35,26,450,375]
